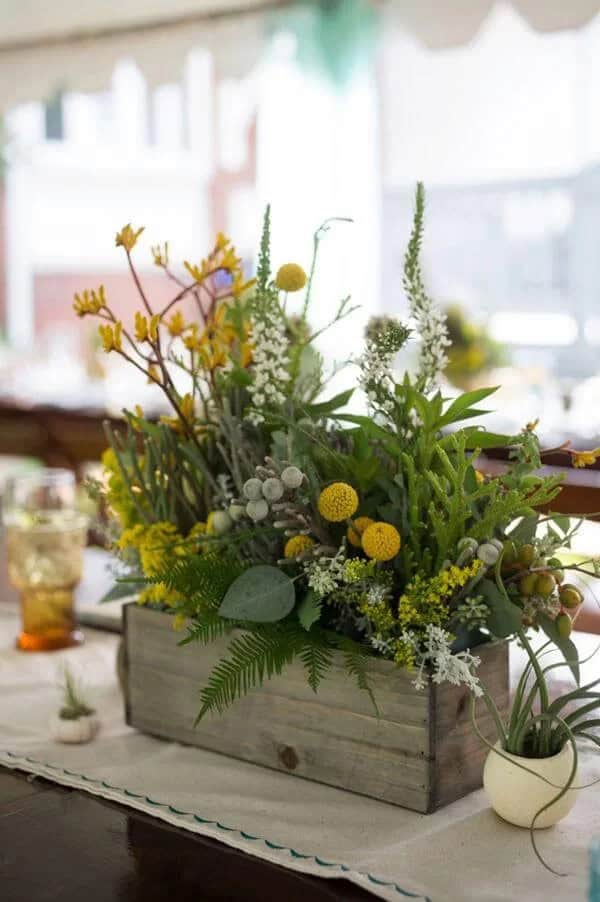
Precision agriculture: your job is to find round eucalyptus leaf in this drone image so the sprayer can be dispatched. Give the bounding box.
[218,565,295,622]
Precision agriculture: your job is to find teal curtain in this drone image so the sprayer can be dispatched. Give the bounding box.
[280,0,380,88]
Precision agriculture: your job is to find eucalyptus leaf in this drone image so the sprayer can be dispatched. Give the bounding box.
[218,565,296,623]
[478,578,523,638]
[509,515,539,544]
[100,580,145,604]
[552,515,571,535]
[297,590,322,631]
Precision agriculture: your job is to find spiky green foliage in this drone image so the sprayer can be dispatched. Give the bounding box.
[403,181,425,302]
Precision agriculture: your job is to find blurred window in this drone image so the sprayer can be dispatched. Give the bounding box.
[381,5,600,382]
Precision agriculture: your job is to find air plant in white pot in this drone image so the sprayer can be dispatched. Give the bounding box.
[472,576,600,874]
[49,665,99,744]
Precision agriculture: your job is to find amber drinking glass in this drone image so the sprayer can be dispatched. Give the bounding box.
[4,469,87,651]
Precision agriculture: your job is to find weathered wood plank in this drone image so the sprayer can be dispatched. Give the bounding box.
[124,605,509,814]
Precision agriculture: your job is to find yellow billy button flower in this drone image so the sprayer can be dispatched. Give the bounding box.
[362,522,401,562]
[572,448,600,468]
[167,310,186,337]
[115,223,145,252]
[474,469,485,485]
[284,535,316,559]
[317,482,359,522]
[347,516,374,548]
[98,321,122,353]
[275,263,307,293]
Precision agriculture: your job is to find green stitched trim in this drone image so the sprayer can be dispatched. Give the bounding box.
[0,749,430,901]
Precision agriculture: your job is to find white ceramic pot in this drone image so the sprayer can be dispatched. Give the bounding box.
[483,741,578,828]
[50,714,99,744]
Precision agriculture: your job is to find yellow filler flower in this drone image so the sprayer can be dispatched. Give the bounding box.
[275,263,307,293]
[361,522,401,562]
[572,448,600,468]
[284,535,315,559]
[347,516,374,548]
[318,482,359,522]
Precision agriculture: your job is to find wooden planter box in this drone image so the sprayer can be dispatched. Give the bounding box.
[123,605,509,814]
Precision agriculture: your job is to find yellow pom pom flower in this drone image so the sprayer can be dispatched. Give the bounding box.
[275,263,307,293]
[317,482,359,522]
[284,535,315,559]
[347,516,374,548]
[362,522,401,562]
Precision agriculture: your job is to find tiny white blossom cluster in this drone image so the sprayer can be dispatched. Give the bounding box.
[400,406,423,442]
[370,635,395,657]
[247,308,290,425]
[403,625,483,697]
[359,317,410,418]
[358,343,395,417]
[305,544,347,598]
[409,295,450,390]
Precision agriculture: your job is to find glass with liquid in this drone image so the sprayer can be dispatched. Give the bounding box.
[4,470,87,651]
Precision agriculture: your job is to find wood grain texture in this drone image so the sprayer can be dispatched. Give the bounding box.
[124,605,508,814]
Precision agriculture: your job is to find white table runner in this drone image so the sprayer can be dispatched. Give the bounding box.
[1,601,599,902]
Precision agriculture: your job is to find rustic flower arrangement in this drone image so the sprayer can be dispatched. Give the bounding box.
[78,186,600,835]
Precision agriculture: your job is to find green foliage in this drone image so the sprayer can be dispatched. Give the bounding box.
[337,636,379,715]
[477,579,522,638]
[298,633,334,692]
[219,566,296,622]
[156,553,246,616]
[297,590,322,630]
[179,609,233,647]
[538,613,580,686]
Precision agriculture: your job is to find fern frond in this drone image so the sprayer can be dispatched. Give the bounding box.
[154,553,245,612]
[180,608,232,647]
[298,634,334,693]
[336,636,379,716]
[196,623,302,721]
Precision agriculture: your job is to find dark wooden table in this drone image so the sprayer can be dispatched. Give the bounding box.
[0,770,375,902]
